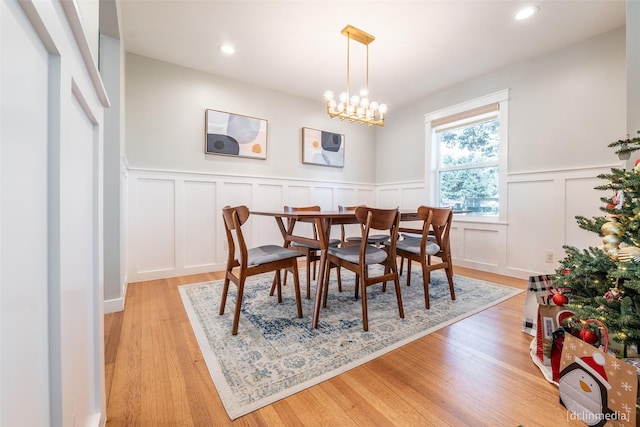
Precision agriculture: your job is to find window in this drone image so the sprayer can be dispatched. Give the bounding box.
[425,90,509,221]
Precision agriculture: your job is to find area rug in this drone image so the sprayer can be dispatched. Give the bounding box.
[179,268,522,420]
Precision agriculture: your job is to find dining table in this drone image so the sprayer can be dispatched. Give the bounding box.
[252,209,422,328]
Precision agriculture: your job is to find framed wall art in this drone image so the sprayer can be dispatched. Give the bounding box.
[302,127,344,168]
[205,109,268,159]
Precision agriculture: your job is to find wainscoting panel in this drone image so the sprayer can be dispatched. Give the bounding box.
[136,178,176,274]
[402,186,428,209]
[461,227,501,267]
[256,184,285,210]
[377,187,402,208]
[312,186,335,210]
[254,184,285,247]
[565,176,603,249]
[222,181,253,208]
[183,180,216,269]
[335,187,357,207]
[506,179,557,274]
[287,185,311,206]
[356,188,376,206]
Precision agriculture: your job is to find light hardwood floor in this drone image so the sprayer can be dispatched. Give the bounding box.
[104,265,581,426]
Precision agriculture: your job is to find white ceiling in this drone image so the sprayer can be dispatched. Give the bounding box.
[117,1,626,109]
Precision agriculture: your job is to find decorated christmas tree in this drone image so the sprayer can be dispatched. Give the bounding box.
[554,131,640,355]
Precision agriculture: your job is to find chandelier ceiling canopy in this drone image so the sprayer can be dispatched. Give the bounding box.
[323,25,387,127]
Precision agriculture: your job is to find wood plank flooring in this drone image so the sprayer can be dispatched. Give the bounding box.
[104,265,581,426]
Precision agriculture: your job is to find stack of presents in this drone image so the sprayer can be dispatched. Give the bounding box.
[523,274,640,427]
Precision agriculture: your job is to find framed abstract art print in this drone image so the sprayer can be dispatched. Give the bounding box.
[205,109,268,159]
[302,127,344,167]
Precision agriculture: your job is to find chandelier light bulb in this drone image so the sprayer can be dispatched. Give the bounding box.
[378,104,388,114]
[324,90,334,101]
[350,95,360,106]
[369,101,379,111]
[329,99,337,109]
[337,103,345,113]
[360,98,369,108]
[339,92,349,103]
[360,88,369,97]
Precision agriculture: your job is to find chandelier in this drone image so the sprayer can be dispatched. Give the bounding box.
[323,25,387,126]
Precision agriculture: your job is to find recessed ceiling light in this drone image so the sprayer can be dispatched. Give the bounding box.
[218,44,235,54]
[515,5,539,21]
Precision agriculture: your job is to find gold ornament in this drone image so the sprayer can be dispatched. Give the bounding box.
[601,220,624,237]
[617,246,640,262]
[601,216,624,259]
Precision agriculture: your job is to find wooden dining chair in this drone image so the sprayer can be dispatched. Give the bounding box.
[338,205,390,247]
[219,205,303,335]
[280,205,342,299]
[396,206,455,309]
[323,206,403,331]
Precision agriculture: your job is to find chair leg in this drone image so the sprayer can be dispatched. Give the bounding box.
[219,273,231,315]
[399,257,405,275]
[421,262,430,309]
[306,255,312,299]
[232,279,246,335]
[322,261,331,308]
[275,270,283,303]
[269,272,278,296]
[290,263,303,318]
[354,274,360,299]
[445,261,455,301]
[360,275,369,331]
[393,266,405,319]
[336,266,342,292]
[381,265,389,292]
[406,260,412,286]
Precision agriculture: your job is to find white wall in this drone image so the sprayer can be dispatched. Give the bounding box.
[125,54,378,184]
[1,0,108,425]
[100,34,126,313]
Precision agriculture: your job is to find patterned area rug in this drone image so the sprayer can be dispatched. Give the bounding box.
[179,268,522,420]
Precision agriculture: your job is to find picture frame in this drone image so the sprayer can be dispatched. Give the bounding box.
[205,109,268,159]
[302,127,344,168]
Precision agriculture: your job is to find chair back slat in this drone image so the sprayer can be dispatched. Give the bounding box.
[284,205,321,239]
[422,206,453,252]
[284,205,320,212]
[355,206,398,231]
[222,205,249,266]
[222,205,249,230]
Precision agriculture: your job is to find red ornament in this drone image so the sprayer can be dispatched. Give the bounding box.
[552,293,568,306]
[579,329,599,344]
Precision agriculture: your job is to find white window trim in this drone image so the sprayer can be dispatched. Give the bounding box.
[424,89,510,222]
